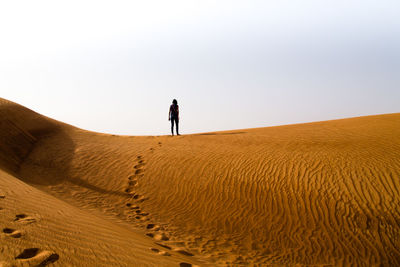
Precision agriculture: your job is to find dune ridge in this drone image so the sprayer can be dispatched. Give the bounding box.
[1,97,399,266]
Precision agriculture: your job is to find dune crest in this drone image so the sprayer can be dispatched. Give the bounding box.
[1,98,399,266]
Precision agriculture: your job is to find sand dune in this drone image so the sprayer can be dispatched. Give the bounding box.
[1,98,399,266]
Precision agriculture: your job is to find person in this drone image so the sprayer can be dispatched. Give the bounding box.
[169,99,180,136]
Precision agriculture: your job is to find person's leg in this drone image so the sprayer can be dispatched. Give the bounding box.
[176,118,179,135]
[171,118,174,135]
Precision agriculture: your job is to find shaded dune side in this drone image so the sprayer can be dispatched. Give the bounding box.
[1,98,399,266]
[0,98,87,186]
[0,118,36,173]
[0,98,203,266]
[0,98,202,267]
[0,98,63,174]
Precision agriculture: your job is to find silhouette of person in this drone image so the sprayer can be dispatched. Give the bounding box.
[169,99,180,136]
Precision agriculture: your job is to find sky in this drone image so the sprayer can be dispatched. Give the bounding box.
[1,0,399,135]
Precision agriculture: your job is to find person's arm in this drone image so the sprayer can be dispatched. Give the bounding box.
[177,105,179,120]
[168,106,171,121]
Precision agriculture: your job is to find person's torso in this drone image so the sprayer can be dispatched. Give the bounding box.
[170,104,179,117]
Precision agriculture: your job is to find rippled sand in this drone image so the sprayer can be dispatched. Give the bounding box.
[1,98,399,266]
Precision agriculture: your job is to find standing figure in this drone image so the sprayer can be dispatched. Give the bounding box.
[169,99,180,136]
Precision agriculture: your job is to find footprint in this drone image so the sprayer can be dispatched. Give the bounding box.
[15,248,59,266]
[134,163,145,169]
[136,196,147,202]
[128,180,138,187]
[125,155,151,222]
[175,249,194,256]
[128,176,139,183]
[180,263,192,267]
[14,214,37,224]
[39,253,60,266]
[125,189,135,196]
[15,248,41,259]
[126,203,139,209]
[153,233,169,241]
[136,211,149,216]
[136,215,150,221]
[125,178,138,195]
[147,223,160,230]
[134,169,144,175]
[150,248,170,256]
[155,242,172,250]
[132,194,147,202]
[3,228,23,238]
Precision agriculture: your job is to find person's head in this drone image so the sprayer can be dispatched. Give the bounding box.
[172,99,178,105]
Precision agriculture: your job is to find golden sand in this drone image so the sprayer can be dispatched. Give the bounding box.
[0,98,399,266]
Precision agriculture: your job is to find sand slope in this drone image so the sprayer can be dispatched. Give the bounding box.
[1,98,399,266]
[0,98,200,267]
[0,169,198,267]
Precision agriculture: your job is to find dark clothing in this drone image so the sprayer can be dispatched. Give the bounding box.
[169,103,180,135]
[169,104,179,119]
[171,116,179,135]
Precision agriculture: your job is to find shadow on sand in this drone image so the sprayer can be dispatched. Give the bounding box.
[0,101,125,197]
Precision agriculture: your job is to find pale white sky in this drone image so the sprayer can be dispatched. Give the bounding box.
[1,1,399,135]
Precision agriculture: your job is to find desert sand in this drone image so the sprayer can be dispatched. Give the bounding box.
[0,97,399,266]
